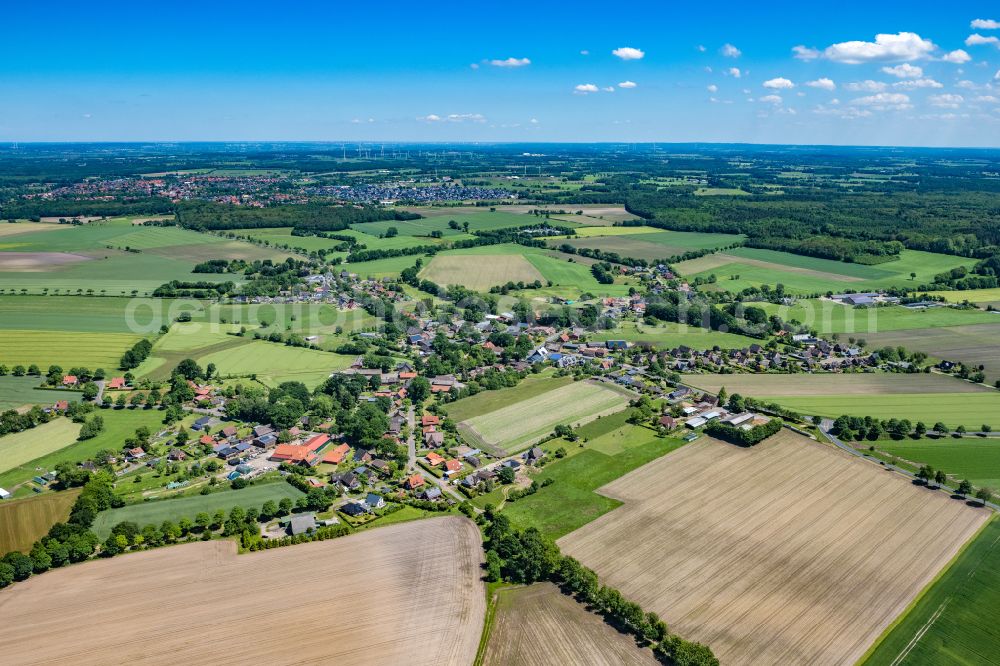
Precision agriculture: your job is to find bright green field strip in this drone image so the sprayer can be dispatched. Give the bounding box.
[463,381,631,454]
[928,288,1000,306]
[872,438,1000,489]
[0,408,169,493]
[198,303,377,335]
[863,517,1000,666]
[559,230,743,261]
[0,418,82,475]
[91,482,306,538]
[0,330,144,369]
[0,377,82,411]
[501,432,686,540]
[556,225,664,238]
[770,393,1000,429]
[522,251,633,297]
[593,321,759,350]
[760,299,1000,335]
[346,254,429,278]
[444,374,572,422]
[196,340,355,389]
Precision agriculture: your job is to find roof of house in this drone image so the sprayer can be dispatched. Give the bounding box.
[444,459,461,472]
[289,513,317,535]
[426,451,445,466]
[404,474,425,489]
[322,443,351,465]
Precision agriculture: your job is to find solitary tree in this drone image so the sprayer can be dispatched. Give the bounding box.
[958,479,973,498]
[975,487,994,507]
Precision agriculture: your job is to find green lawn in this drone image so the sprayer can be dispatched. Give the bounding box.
[499,429,686,539]
[863,517,1000,666]
[0,407,169,494]
[0,376,82,411]
[91,481,306,538]
[872,438,1000,489]
[0,418,81,475]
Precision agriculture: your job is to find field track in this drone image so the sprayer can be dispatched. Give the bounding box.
[558,431,989,666]
[0,516,485,666]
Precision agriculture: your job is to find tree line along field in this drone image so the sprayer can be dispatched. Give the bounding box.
[90,482,306,539]
[675,247,977,295]
[557,431,990,666]
[0,490,80,554]
[481,582,658,666]
[0,217,292,295]
[862,517,1000,666]
[0,517,486,666]
[759,299,1000,335]
[870,438,1000,490]
[458,379,631,455]
[681,373,1000,429]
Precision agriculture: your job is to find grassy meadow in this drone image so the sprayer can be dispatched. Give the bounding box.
[871,438,1000,490]
[0,418,82,475]
[0,490,80,554]
[0,376,82,411]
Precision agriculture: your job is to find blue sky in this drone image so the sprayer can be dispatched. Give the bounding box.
[3,1,1000,145]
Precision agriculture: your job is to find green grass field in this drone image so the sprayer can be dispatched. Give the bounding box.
[677,248,976,295]
[0,217,291,294]
[0,330,144,370]
[0,377,82,411]
[0,418,82,475]
[871,438,1000,490]
[558,229,744,261]
[499,428,686,539]
[0,490,80,553]
[460,380,631,454]
[863,517,1000,666]
[682,372,991,397]
[928,288,1000,308]
[91,481,305,538]
[197,339,355,388]
[774,394,1000,429]
[419,253,544,290]
[593,320,759,350]
[0,408,169,495]
[759,299,1000,335]
[443,374,572,423]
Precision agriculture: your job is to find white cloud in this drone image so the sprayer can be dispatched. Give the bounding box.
[805,78,836,91]
[996,69,1000,81]
[850,92,912,110]
[612,47,645,60]
[488,57,530,68]
[814,105,872,118]
[720,43,741,58]
[893,78,943,89]
[529,118,539,124]
[82,113,92,119]
[603,86,615,92]
[707,84,718,93]
[822,32,936,64]
[929,93,964,108]
[420,113,486,123]
[618,80,637,88]
[975,95,1000,103]
[881,63,923,78]
[470,63,479,70]
[574,83,599,94]
[697,45,707,52]
[966,34,1000,46]
[942,49,972,64]
[759,94,783,104]
[580,50,590,56]
[792,45,821,60]
[956,79,980,89]
[845,80,888,92]
[763,77,795,89]
[726,67,742,78]
[971,19,1000,29]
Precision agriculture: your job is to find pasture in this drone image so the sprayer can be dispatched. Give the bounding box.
[0,377,81,411]
[419,253,544,290]
[759,298,1000,336]
[558,431,989,666]
[558,229,743,262]
[682,372,991,397]
[197,339,355,388]
[871,438,1000,490]
[444,374,571,422]
[91,482,305,538]
[0,490,80,554]
[928,287,1000,309]
[0,330,144,370]
[675,248,976,295]
[594,321,759,350]
[482,582,658,666]
[0,418,82,475]
[0,517,485,666]
[459,379,630,454]
[863,517,1000,666]
[775,394,1000,429]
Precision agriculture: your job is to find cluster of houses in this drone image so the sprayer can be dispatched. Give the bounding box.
[661,386,771,433]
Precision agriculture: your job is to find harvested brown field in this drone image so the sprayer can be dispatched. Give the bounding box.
[0,516,485,666]
[558,431,989,666]
[864,322,1000,385]
[682,371,990,396]
[482,582,657,666]
[0,252,92,271]
[0,223,62,238]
